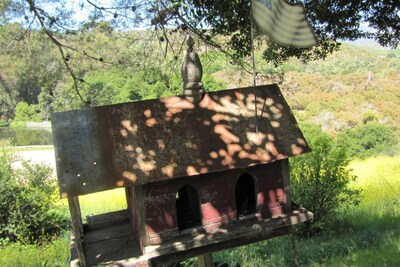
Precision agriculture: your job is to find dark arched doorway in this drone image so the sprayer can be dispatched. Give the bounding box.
[176,185,202,232]
[235,173,256,218]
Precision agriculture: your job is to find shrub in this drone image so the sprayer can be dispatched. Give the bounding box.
[336,124,399,159]
[203,74,226,92]
[0,150,69,244]
[12,128,53,146]
[290,124,361,235]
[12,102,41,123]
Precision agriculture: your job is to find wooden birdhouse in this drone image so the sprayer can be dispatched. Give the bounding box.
[51,36,312,267]
[52,83,313,266]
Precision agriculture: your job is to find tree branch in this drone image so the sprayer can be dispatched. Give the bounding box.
[25,0,92,106]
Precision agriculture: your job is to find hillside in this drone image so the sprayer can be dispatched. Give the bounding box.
[209,44,400,137]
[0,25,399,137]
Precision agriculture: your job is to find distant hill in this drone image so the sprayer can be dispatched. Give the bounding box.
[209,44,400,137]
[1,26,398,138]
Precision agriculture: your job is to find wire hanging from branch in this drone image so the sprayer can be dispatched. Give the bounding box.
[250,0,259,133]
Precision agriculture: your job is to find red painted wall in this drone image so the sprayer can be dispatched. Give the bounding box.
[143,161,287,245]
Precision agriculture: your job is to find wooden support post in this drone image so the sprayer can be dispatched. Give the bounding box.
[289,227,299,267]
[281,158,292,213]
[130,185,148,254]
[125,186,132,213]
[197,252,213,267]
[68,196,86,267]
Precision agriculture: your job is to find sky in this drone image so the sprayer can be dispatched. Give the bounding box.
[9,0,398,49]
[70,0,115,22]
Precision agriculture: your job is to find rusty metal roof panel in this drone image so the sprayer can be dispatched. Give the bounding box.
[52,84,310,198]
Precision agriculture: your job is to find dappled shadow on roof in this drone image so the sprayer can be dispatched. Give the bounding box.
[52,84,310,198]
[111,85,309,186]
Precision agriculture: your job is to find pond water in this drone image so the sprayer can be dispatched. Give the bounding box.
[0,127,53,146]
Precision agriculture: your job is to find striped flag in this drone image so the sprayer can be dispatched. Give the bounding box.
[252,0,317,48]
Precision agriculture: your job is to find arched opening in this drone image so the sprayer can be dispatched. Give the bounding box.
[235,173,256,218]
[176,185,202,232]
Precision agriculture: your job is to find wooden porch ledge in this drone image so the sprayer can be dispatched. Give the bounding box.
[145,208,313,262]
[70,208,313,266]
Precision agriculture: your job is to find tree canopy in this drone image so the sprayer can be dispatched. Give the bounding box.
[0,1,399,110]
[2,1,399,62]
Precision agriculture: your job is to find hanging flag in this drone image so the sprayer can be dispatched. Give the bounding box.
[252,0,317,48]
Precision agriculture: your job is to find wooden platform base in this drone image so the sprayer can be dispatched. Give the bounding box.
[70,209,313,266]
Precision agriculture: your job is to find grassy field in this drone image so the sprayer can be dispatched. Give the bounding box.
[0,155,399,266]
[74,188,128,220]
[213,155,400,266]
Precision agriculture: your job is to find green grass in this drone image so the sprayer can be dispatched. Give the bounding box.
[316,238,400,267]
[54,188,128,224]
[78,188,128,220]
[213,155,400,266]
[1,156,399,266]
[0,233,70,267]
[347,156,400,228]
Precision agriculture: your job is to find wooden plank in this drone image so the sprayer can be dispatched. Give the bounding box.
[52,107,118,199]
[281,158,292,213]
[69,197,84,234]
[71,210,148,266]
[130,185,148,253]
[71,207,312,266]
[86,209,129,227]
[83,233,141,266]
[197,252,213,267]
[125,187,133,220]
[149,227,290,266]
[68,196,86,267]
[84,220,133,244]
[145,208,313,259]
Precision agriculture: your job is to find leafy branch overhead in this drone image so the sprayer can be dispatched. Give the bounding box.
[0,0,399,105]
[2,1,399,61]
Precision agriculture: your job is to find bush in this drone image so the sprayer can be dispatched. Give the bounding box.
[203,74,226,92]
[336,124,399,159]
[12,102,41,123]
[0,150,69,244]
[290,124,361,235]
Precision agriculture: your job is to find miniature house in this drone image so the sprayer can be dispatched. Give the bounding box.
[52,84,313,266]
